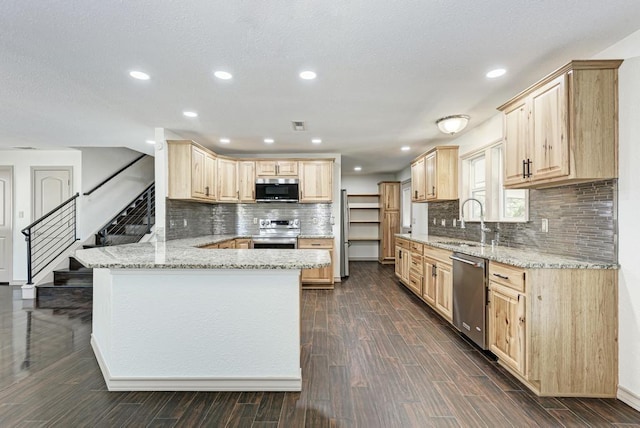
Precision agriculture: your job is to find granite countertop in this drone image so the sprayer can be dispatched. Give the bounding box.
[74,235,331,270]
[395,234,618,269]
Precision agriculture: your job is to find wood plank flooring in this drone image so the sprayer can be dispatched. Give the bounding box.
[1,262,639,427]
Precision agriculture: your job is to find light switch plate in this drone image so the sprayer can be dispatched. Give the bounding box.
[441,219,446,226]
[541,218,548,233]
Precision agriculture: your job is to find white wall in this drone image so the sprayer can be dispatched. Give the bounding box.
[0,149,82,282]
[596,29,640,408]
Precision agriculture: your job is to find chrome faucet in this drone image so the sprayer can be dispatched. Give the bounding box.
[459,198,492,246]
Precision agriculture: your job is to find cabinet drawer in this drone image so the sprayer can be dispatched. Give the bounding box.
[423,245,452,266]
[298,238,333,249]
[489,262,525,292]
[410,253,423,274]
[396,238,411,250]
[410,242,423,254]
[408,273,423,295]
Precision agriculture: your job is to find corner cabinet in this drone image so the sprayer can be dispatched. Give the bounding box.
[299,160,333,203]
[299,238,334,289]
[378,181,400,264]
[498,59,623,189]
[487,261,617,397]
[167,140,217,202]
[410,146,458,202]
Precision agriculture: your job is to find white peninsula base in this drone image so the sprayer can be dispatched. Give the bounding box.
[91,268,302,391]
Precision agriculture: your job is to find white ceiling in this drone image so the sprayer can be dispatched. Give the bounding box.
[2,1,640,174]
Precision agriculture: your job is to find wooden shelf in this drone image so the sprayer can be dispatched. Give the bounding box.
[347,193,379,197]
[349,204,380,209]
[349,220,380,224]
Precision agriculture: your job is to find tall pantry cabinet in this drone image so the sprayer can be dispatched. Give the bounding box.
[378,181,400,265]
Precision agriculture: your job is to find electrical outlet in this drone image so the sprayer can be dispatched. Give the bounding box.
[441,219,446,227]
[453,219,457,227]
[183,219,188,227]
[433,218,436,225]
[253,218,258,224]
[19,211,24,218]
[541,218,548,233]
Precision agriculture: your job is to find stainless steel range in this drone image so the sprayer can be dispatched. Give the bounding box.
[252,218,300,249]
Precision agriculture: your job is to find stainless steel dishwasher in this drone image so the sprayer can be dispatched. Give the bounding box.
[451,252,488,349]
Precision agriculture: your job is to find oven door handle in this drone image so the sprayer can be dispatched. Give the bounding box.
[449,255,483,268]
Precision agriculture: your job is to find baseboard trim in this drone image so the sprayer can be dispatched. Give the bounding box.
[618,385,640,411]
[91,335,302,392]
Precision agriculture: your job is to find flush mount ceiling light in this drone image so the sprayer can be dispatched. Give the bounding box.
[129,70,150,80]
[486,68,507,79]
[264,138,275,144]
[214,70,233,80]
[299,71,317,80]
[311,139,322,144]
[183,111,198,118]
[219,138,230,144]
[436,115,470,135]
[146,140,156,144]
[354,166,362,172]
[401,146,410,151]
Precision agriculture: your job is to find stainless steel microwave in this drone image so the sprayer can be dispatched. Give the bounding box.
[255,178,299,202]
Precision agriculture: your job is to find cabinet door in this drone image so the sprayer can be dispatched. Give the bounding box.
[488,282,526,375]
[256,161,277,176]
[435,262,453,322]
[235,238,251,249]
[504,100,530,186]
[530,75,569,181]
[401,250,411,284]
[381,182,401,211]
[218,158,238,202]
[276,161,298,176]
[191,146,208,198]
[411,158,426,201]
[238,161,256,202]
[422,258,436,306]
[301,248,333,284]
[204,154,217,200]
[395,247,402,278]
[300,161,333,202]
[381,211,399,260]
[425,153,437,200]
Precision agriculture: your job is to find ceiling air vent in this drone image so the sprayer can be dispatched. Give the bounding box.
[292,121,306,131]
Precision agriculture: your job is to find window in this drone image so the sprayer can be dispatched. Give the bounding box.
[401,180,412,233]
[461,141,528,222]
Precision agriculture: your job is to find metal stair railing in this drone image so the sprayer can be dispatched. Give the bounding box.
[21,193,80,285]
[95,184,155,246]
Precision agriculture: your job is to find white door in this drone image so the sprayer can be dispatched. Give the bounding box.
[32,168,72,220]
[0,167,12,284]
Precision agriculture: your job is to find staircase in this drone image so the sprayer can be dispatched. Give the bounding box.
[36,184,155,308]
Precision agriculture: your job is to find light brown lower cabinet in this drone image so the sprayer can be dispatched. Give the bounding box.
[299,238,334,289]
[234,238,251,249]
[488,261,618,397]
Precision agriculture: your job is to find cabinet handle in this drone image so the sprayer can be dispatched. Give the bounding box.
[492,273,509,280]
[414,190,417,199]
[432,186,435,196]
[399,250,402,259]
[205,186,209,196]
[432,265,437,277]
[522,160,526,179]
[276,164,279,175]
[526,159,532,178]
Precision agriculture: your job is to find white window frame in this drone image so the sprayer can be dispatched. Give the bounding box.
[401,179,412,233]
[460,139,529,223]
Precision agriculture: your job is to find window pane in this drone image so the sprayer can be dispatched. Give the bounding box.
[470,190,485,219]
[503,189,526,220]
[470,156,485,189]
[402,185,411,228]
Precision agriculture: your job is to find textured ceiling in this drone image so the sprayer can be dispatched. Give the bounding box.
[1,1,640,174]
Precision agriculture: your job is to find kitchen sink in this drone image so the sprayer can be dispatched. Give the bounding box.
[437,241,480,247]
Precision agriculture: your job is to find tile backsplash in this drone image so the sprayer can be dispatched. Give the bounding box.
[165,200,333,240]
[426,180,617,263]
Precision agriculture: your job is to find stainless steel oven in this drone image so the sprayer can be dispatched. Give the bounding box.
[252,219,300,249]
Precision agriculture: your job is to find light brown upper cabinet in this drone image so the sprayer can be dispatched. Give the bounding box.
[167,140,217,202]
[498,60,622,189]
[410,146,458,202]
[256,160,299,177]
[378,181,400,264]
[238,161,256,202]
[217,158,239,202]
[299,160,333,202]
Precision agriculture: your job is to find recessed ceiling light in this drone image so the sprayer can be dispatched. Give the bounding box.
[146,140,156,144]
[214,71,233,80]
[183,111,198,118]
[264,138,275,144]
[220,138,230,144]
[129,70,150,80]
[401,146,410,151]
[486,68,507,79]
[311,139,322,144]
[354,166,362,172]
[299,71,317,80]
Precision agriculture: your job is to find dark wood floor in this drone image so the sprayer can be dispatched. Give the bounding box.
[1,262,639,427]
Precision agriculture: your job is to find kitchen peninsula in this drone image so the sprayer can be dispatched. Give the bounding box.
[74,236,331,392]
